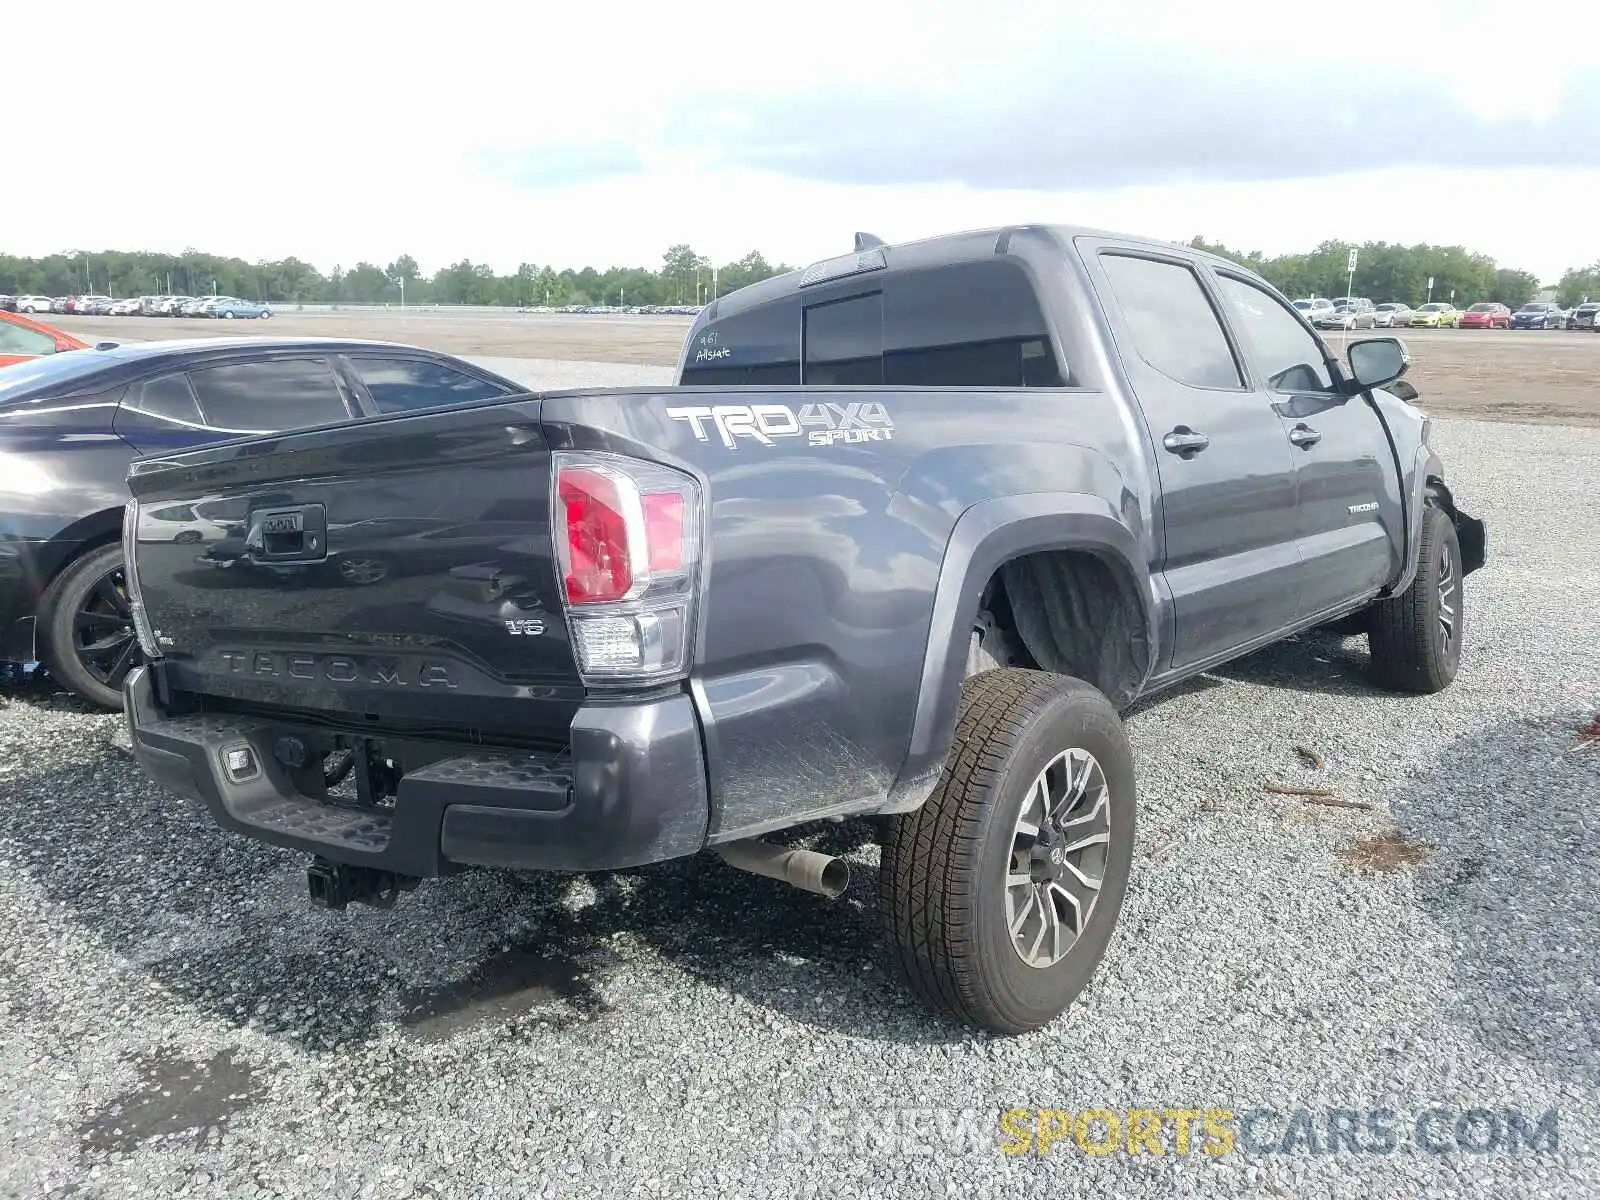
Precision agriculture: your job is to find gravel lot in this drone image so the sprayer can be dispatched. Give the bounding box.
[1,405,1596,1198]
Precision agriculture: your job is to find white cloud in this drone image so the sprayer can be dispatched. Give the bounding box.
[4,1,1596,282]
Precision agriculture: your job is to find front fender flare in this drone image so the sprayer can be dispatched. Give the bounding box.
[883,493,1156,811]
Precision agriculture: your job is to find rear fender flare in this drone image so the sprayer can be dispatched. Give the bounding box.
[884,493,1156,810]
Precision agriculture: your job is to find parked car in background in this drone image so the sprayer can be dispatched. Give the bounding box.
[109,298,145,316]
[1292,298,1335,321]
[1409,302,1458,328]
[1458,302,1511,329]
[0,311,91,368]
[199,297,273,320]
[50,298,70,314]
[1570,302,1600,331]
[16,296,53,315]
[156,296,195,316]
[0,297,15,313]
[1373,303,1411,328]
[179,296,223,317]
[1313,299,1377,330]
[1510,302,1564,329]
[0,337,527,707]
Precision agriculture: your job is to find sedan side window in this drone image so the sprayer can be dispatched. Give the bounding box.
[0,320,57,356]
[347,355,515,414]
[1214,275,1336,393]
[188,357,351,433]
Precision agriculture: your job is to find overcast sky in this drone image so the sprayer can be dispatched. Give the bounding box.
[8,1,1599,282]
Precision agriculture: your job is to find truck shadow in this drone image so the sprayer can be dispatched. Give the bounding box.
[1387,710,1598,1090]
[1201,628,1379,698]
[1,747,964,1052]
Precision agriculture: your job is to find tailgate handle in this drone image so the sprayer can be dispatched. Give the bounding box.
[245,504,328,562]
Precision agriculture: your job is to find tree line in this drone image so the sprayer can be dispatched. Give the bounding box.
[0,244,788,309]
[3,236,1595,311]
[1189,237,1595,309]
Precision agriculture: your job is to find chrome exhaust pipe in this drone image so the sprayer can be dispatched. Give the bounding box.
[714,839,850,899]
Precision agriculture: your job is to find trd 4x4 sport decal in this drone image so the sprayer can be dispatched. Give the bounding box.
[665,402,895,449]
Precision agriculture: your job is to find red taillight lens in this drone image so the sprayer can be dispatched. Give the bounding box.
[558,467,633,603]
[643,492,685,572]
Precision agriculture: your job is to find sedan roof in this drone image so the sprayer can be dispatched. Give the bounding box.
[0,337,518,407]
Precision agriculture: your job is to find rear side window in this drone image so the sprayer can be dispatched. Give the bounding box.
[131,373,205,426]
[348,355,513,414]
[1099,254,1243,390]
[187,358,349,433]
[679,259,1066,388]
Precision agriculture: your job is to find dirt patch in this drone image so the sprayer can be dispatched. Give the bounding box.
[1339,831,1434,874]
[54,314,1600,427]
[77,1047,265,1155]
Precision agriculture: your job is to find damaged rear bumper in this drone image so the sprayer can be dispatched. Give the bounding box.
[123,665,710,878]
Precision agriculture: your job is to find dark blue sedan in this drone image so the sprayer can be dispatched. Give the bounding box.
[0,337,524,707]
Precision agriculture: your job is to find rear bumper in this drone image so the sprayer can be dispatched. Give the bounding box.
[123,666,711,877]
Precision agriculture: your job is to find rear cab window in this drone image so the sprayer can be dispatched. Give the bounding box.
[679,258,1068,388]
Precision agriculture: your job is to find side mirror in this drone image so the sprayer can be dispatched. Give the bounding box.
[1345,336,1409,392]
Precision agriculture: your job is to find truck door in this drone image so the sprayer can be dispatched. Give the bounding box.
[1208,271,1403,621]
[1088,248,1302,671]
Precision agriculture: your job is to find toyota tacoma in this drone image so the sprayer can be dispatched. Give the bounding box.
[119,225,1486,1034]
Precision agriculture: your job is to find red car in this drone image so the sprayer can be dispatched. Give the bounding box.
[1459,302,1511,329]
[0,310,92,368]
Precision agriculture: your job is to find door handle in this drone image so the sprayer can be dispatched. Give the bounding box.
[1162,427,1210,457]
[1288,424,1322,449]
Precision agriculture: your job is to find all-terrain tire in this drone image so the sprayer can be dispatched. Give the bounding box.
[1366,501,1463,693]
[880,668,1136,1034]
[38,542,141,710]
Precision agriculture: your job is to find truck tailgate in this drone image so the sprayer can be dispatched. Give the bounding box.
[125,398,583,740]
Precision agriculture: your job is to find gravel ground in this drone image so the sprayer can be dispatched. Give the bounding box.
[1,411,1595,1200]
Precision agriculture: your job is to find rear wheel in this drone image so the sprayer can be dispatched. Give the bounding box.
[39,542,144,710]
[880,669,1136,1034]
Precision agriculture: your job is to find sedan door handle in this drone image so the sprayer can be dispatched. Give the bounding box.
[1288,423,1322,449]
[1162,427,1210,457]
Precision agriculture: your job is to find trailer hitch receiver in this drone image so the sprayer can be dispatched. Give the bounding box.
[306,857,419,910]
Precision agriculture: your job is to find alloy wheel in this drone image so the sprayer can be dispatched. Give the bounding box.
[1004,747,1111,969]
[72,567,142,690]
[1437,543,1458,656]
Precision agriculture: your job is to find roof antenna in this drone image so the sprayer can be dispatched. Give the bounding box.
[853,232,887,251]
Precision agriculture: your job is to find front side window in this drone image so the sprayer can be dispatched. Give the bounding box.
[1098,254,1244,390]
[348,355,514,414]
[187,357,349,433]
[1214,274,1336,393]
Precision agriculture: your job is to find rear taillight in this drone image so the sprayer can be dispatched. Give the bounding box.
[552,452,702,683]
[121,499,162,660]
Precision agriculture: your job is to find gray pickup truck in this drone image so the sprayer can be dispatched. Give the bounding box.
[119,224,1486,1034]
